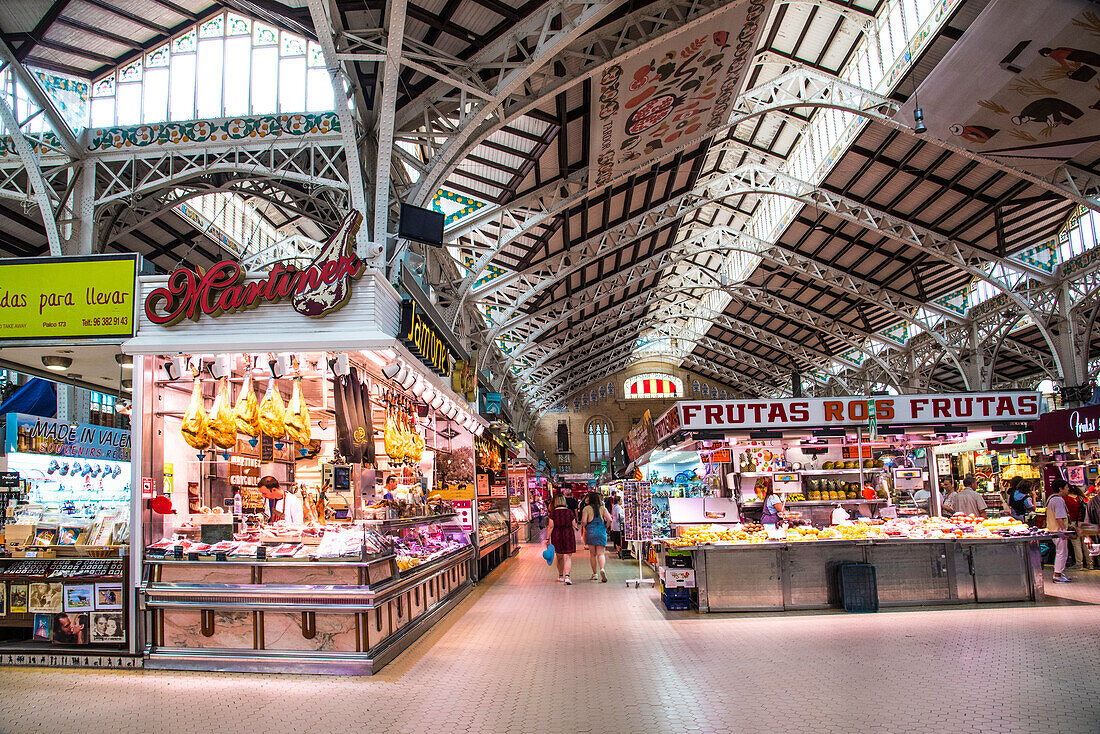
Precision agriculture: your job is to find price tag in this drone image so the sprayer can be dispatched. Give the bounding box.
[25,551,37,558]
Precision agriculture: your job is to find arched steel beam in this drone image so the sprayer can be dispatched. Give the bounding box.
[449,66,1090,309]
[0,89,61,255]
[403,0,627,208]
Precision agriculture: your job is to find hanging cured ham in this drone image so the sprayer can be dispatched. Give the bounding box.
[207,377,236,449]
[285,377,311,445]
[233,374,260,437]
[332,372,353,463]
[180,376,210,449]
[360,378,375,465]
[290,211,363,318]
[259,377,286,438]
[349,367,370,465]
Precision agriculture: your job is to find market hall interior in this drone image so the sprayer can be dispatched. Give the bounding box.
[1,548,1099,734]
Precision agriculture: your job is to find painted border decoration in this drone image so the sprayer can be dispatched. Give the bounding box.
[901,0,1100,175]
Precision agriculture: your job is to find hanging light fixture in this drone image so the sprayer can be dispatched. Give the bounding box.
[42,356,72,371]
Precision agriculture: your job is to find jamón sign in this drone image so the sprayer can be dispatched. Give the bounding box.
[145,211,364,326]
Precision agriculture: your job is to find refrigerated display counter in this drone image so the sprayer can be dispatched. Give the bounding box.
[140,515,472,674]
[663,535,1046,612]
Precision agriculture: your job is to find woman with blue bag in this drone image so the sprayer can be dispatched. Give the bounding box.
[547,492,578,584]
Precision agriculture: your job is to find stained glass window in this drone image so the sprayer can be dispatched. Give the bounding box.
[588,420,611,462]
[624,374,683,399]
[199,15,224,38]
[254,22,277,45]
[172,30,196,53]
[281,32,305,56]
[119,60,142,82]
[227,13,251,36]
[86,10,333,127]
[146,44,169,68]
[93,77,115,97]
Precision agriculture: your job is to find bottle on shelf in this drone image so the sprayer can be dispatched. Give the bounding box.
[233,490,243,516]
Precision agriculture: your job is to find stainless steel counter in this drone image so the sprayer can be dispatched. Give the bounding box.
[671,537,1044,612]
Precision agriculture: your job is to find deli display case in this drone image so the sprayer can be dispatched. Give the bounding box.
[140,514,472,674]
[475,508,509,578]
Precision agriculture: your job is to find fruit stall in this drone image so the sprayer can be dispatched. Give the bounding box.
[663,516,1050,612]
[124,218,488,673]
[646,392,1048,612]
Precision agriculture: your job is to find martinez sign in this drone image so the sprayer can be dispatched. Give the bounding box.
[671,393,1040,432]
[144,212,363,326]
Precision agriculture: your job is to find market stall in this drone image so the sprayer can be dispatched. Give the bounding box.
[0,253,140,666]
[126,216,488,673]
[645,392,1051,611]
[1,415,134,659]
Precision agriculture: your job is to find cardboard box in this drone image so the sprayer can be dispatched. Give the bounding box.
[662,567,696,588]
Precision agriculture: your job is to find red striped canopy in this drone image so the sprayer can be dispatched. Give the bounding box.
[629,378,676,396]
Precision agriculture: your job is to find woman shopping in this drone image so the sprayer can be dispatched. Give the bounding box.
[581,491,613,582]
[547,492,579,584]
[759,479,786,539]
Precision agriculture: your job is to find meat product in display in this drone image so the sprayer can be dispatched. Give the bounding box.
[259,377,286,438]
[332,373,353,462]
[233,374,260,437]
[348,367,369,465]
[207,377,236,449]
[290,210,363,318]
[180,376,210,449]
[284,377,311,445]
[360,379,375,465]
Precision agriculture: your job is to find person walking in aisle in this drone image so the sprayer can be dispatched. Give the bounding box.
[1066,485,1091,570]
[581,491,613,582]
[547,492,578,584]
[610,495,625,556]
[1048,480,1073,583]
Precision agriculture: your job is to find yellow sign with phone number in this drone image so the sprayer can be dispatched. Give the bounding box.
[0,255,137,341]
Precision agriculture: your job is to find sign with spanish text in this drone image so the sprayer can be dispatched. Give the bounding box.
[671,393,1041,432]
[589,0,770,187]
[0,254,137,341]
[653,405,682,442]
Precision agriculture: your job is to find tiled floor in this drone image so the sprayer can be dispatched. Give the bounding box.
[2,545,1099,734]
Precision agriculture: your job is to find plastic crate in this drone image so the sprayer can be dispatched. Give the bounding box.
[838,562,878,613]
[663,586,691,599]
[662,590,693,611]
[666,554,693,568]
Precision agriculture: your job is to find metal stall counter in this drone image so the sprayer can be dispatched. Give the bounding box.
[679,535,1046,612]
[140,514,472,674]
